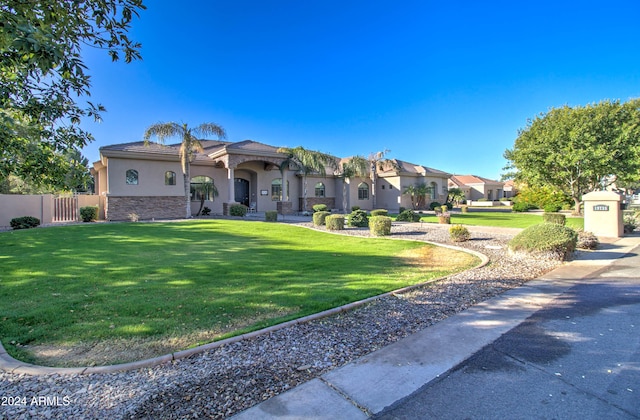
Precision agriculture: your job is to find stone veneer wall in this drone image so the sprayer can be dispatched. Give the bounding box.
[106,196,185,221]
[299,197,335,211]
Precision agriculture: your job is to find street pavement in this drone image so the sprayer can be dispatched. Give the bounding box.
[233,235,640,419]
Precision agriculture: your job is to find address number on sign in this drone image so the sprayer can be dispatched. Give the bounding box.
[593,205,609,211]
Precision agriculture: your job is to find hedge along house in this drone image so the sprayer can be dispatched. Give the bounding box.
[92,140,451,220]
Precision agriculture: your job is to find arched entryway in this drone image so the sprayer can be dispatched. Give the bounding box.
[234,178,250,206]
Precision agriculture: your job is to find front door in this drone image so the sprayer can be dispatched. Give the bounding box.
[234,178,250,206]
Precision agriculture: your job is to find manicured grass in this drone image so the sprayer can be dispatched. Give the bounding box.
[0,220,478,366]
[417,211,584,229]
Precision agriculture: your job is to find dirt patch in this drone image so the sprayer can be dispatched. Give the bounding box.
[398,245,479,271]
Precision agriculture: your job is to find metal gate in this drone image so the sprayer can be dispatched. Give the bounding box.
[53,195,79,222]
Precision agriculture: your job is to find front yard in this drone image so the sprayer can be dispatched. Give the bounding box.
[0,220,478,367]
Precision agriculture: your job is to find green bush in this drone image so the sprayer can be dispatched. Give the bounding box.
[624,214,637,233]
[461,205,469,213]
[313,204,329,212]
[508,223,578,260]
[348,209,369,227]
[265,211,278,222]
[398,206,406,214]
[80,206,98,222]
[543,203,562,213]
[369,215,392,236]
[575,229,599,250]
[351,206,360,212]
[313,211,330,226]
[10,216,40,230]
[396,209,421,222]
[429,202,442,210]
[449,225,470,242]
[441,205,449,213]
[543,212,566,226]
[370,209,389,217]
[229,204,248,217]
[512,202,533,212]
[326,214,345,230]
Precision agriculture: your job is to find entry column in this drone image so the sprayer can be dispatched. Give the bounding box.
[224,166,237,215]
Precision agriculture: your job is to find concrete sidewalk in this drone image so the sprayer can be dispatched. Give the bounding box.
[232,235,640,419]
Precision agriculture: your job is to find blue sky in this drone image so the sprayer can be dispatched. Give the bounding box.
[80,0,640,180]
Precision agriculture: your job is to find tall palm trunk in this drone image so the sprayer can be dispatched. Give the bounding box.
[183,156,191,219]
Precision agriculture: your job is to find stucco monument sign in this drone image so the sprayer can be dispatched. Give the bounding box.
[583,191,623,238]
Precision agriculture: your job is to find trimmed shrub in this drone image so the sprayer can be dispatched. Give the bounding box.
[10,216,40,230]
[326,214,345,230]
[508,223,578,260]
[441,205,448,213]
[396,209,421,222]
[461,205,469,213]
[348,209,369,227]
[80,206,98,222]
[369,215,392,236]
[449,225,470,242]
[265,211,278,222]
[351,206,360,212]
[313,211,330,226]
[543,203,562,213]
[575,229,599,250]
[313,204,329,212]
[624,214,637,233]
[429,202,442,210]
[370,209,389,217]
[512,202,533,212]
[543,212,566,226]
[229,204,248,217]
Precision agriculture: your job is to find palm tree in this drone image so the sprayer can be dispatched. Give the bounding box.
[277,146,337,211]
[144,122,226,218]
[194,179,219,216]
[368,149,398,209]
[338,156,369,212]
[403,183,429,209]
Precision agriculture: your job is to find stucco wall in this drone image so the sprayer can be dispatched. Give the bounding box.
[107,157,184,197]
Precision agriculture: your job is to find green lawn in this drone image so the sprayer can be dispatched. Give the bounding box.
[417,211,584,229]
[0,220,478,366]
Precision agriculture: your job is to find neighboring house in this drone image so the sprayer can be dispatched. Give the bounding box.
[448,175,505,202]
[92,140,451,220]
[502,179,517,199]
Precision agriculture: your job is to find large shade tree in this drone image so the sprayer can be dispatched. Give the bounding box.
[504,100,640,213]
[338,155,369,212]
[1,0,145,190]
[277,146,337,211]
[144,122,227,218]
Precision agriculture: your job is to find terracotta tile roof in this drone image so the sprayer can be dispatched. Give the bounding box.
[450,175,503,185]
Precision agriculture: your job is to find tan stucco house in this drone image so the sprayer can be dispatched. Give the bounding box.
[448,175,505,202]
[92,140,451,220]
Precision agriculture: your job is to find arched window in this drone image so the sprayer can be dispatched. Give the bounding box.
[126,169,138,185]
[271,179,282,201]
[358,182,369,200]
[315,182,325,197]
[190,176,215,201]
[165,171,176,186]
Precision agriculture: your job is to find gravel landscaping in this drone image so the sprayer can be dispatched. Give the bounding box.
[0,222,562,419]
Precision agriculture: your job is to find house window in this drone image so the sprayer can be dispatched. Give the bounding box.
[165,171,176,186]
[126,169,138,185]
[315,182,325,197]
[430,182,437,199]
[358,182,369,200]
[382,185,385,190]
[271,179,282,201]
[389,184,392,189]
[190,176,215,201]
